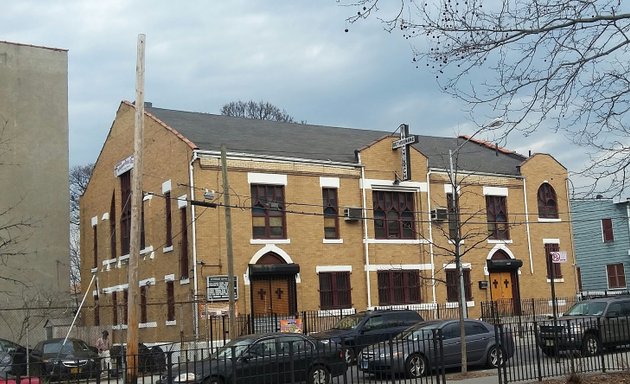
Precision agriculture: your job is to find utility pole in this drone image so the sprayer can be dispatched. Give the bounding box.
[221,145,237,339]
[126,33,145,384]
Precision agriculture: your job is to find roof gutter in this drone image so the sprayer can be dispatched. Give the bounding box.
[193,149,359,169]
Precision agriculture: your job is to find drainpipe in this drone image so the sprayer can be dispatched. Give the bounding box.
[357,153,372,308]
[189,151,200,341]
[566,178,580,295]
[425,170,437,310]
[522,178,534,274]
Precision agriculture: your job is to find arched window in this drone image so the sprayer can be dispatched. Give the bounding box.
[537,183,558,218]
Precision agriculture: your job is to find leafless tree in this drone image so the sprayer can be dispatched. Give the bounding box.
[69,163,94,294]
[221,100,304,123]
[342,0,630,196]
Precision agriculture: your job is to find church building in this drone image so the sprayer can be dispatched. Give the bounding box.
[80,101,577,343]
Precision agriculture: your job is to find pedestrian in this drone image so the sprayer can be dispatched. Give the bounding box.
[96,330,111,376]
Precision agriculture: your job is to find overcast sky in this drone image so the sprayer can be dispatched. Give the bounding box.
[2,0,581,182]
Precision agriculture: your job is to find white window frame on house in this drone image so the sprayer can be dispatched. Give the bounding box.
[601,218,614,243]
[606,263,626,289]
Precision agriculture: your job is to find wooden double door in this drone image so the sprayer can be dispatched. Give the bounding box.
[251,276,296,315]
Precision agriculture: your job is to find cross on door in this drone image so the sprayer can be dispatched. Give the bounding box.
[258,288,266,301]
[492,279,499,289]
[503,279,510,289]
[275,287,283,299]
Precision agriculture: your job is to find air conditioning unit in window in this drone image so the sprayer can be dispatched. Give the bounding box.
[343,207,362,221]
[431,208,448,221]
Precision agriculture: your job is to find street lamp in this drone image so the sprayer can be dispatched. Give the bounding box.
[448,117,504,320]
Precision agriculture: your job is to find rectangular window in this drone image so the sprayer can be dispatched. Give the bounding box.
[319,272,351,309]
[607,263,626,289]
[446,269,473,302]
[120,171,132,255]
[110,193,117,259]
[165,191,173,247]
[112,291,118,325]
[140,285,147,323]
[446,193,458,240]
[602,218,614,242]
[92,225,98,269]
[94,299,100,327]
[486,195,509,240]
[140,202,146,250]
[322,188,339,239]
[545,243,563,279]
[180,207,189,279]
[166,281,175,322]
[377,270,420,305]
[251,184,286,239]
[373,191,415,239]
[122,290,128,325]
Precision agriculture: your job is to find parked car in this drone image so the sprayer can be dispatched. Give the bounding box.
[159,332,346,384]
[311,309,423,363]
[0,339,36,378]
[30,338,100,380]
[537,296,630,357]
[358,319,514,378]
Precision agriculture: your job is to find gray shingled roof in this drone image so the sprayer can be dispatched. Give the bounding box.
[146,106,526,176]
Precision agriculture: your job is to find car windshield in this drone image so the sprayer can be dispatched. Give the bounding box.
[214,339,254,359]
[397,323,440,341]
[43,341,73,355]
[564,302,607,316]
[333,314,364,330]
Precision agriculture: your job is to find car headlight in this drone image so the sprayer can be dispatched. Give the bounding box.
[173,372,199,383]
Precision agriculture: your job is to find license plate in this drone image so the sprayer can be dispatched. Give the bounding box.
[360,361,368,370]
[70,367,80,374]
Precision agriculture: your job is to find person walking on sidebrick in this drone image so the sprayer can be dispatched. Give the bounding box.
[96,330,111,376]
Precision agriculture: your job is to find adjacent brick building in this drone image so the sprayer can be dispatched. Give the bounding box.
[80,101,578,343]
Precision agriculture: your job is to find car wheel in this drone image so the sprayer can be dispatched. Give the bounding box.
[581,333,601,357]
[487,345,505,368]
[405,353,428,378]
[203,376,224,384]
[540,347,557,357]
[342,347,355,365]
[308,365,331,384]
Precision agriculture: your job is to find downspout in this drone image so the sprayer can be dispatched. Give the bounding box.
[522,177,534,274]
[189,151,200,342]
[357,153,372,308]
[425,170,437,309]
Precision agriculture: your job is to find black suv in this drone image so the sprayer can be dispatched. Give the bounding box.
[537,296,630,356]
[312,309,423,363]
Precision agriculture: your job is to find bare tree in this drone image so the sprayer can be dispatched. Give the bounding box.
[69,163,94,295]
[221,100,304,123]
[342,0,630,196]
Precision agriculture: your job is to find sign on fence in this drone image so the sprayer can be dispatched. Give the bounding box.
[279,318,303,333]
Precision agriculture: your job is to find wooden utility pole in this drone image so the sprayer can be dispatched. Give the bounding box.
[126,33,145,384]
[221,145,237,339]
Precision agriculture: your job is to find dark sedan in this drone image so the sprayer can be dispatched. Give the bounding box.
[358,319,514,378]
[161,333,346,384]
[30,338,100,380]
[0,339,37,378]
